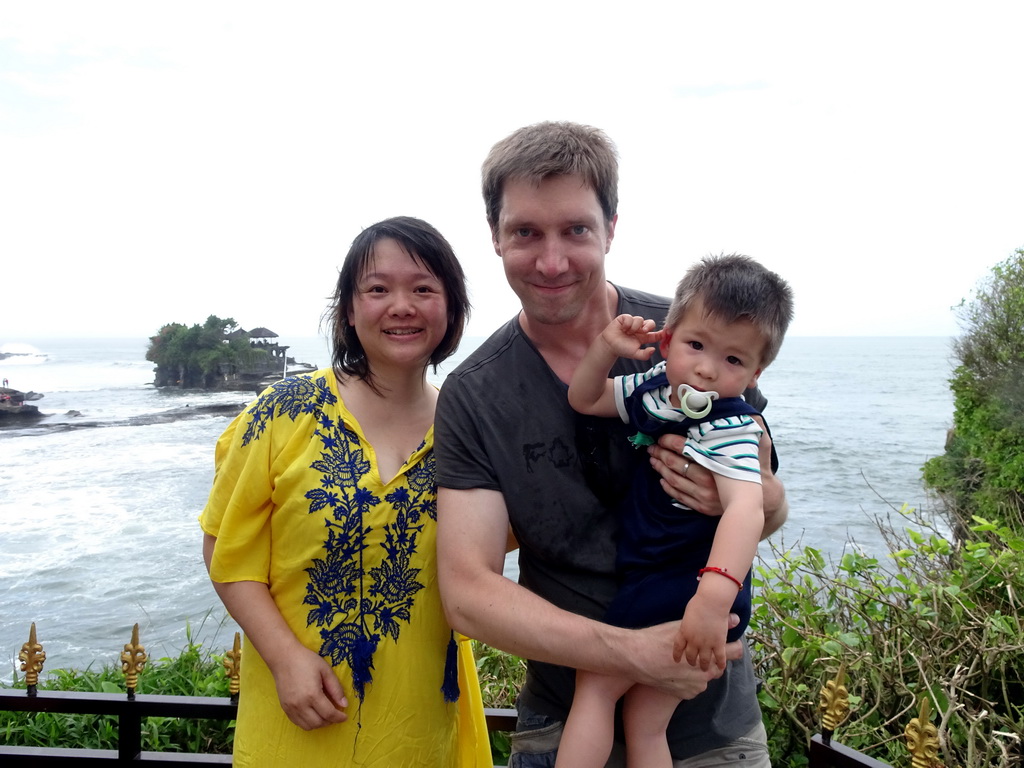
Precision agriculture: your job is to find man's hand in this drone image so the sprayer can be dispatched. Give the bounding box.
[649,416,787,538]
[647,439,724,516]
[625,615,742,699]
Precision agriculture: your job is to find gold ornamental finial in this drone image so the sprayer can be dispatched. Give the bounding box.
[120,623,148,700]
[19,623,47,697]
[905,696,942,767]
[222,632,242,704]
[817,663,850,745]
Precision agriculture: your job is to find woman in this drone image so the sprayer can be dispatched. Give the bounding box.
[201,217,489,766]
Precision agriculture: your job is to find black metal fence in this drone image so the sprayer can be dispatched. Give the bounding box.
[0,688,236,765]
[0,684,893,767]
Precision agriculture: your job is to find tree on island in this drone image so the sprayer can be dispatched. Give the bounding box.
[147,315,274,388]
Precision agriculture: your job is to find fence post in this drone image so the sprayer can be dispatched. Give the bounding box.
[18,623,47,698]
[905,697,941,767]
[120,623,148,701]
[818,663,850,746]
[118,623,149,759]
[118,711,143,760]
[222,632,242,706]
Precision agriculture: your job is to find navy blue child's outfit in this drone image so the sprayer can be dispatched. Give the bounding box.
[605,363,762,640]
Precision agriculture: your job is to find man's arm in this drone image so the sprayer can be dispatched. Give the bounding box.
[436,486,740,699]
[647,417,788,539]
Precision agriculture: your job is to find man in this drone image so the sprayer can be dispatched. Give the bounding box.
[436,121,786,766]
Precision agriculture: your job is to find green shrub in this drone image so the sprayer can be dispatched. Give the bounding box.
[474,640,526,762]
[750,505,1024,767]
[924,247,1024,533]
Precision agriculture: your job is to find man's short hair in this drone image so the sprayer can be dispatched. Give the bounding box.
[482,121,619,231]
[666,254,794,367]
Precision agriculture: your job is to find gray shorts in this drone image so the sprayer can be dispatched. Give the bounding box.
[507,703,770,768]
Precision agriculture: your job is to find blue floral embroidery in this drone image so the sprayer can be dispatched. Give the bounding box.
[241,375,336,447]
[241,374,435,702]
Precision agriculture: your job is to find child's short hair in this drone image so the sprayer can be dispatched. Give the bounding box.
[665,253,794,367]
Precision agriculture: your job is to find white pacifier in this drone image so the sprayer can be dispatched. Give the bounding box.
[677,384,719,419]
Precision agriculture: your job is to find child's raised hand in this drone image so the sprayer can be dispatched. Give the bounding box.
[672,594,730,672]
[602,314,662,360]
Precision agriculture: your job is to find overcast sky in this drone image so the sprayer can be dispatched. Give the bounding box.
[2,1,1022,343]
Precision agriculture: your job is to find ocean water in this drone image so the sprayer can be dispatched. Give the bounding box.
[0,335,955,673]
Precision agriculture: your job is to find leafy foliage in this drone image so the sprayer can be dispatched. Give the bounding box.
[474,640,526,761]
[750,505,1024,767]
[924,247,1024,531]
[752,249,1024,766]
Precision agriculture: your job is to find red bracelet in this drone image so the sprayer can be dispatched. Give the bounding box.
[697,566,743,591]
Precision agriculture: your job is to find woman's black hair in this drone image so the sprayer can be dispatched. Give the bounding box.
[325,216,470,387]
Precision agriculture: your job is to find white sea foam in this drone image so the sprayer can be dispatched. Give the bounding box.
[0,342,48,366]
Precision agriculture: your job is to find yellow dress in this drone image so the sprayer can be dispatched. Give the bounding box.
[200,370,492,767]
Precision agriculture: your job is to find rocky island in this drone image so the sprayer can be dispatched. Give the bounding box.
[147,316,316,393]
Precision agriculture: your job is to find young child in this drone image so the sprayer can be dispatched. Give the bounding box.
[559,253,794,767]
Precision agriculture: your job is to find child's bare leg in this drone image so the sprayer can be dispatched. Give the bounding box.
[554,670,633,768]
[622,683,679,768]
